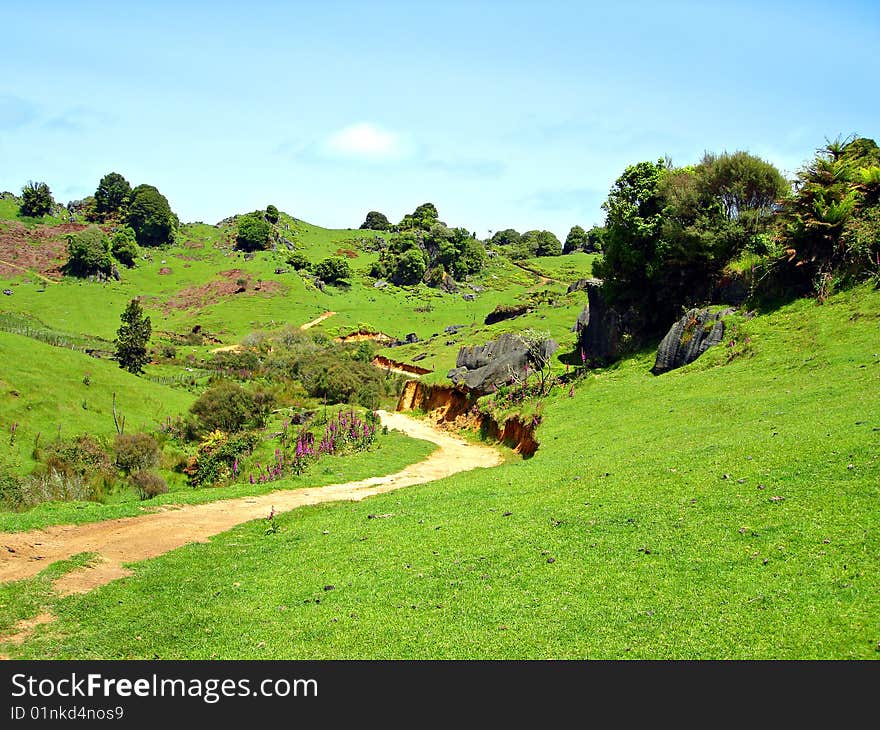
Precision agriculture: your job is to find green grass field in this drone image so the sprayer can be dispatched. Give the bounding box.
[4,284,877,659]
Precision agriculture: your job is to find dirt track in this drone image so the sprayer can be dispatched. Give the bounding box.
[0,411,502,596]
[300,310,336,329]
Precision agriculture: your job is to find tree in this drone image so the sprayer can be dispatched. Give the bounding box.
[265,205,279,224]
[111,226,140,267]
[585,226,606,253]
[114,299,152,374]
[314,256,352,283]
[535,230,563,256]
[564,225,588,254]
[94,172,131,220]
[400,202,439,230]
[65,226,113,277]
[126,184,176,247]
[19,181,53,218]
[490,229,521,248]
[360,211,391,231]
[235,212,271,251]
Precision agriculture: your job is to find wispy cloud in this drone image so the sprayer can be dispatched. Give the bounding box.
[279,122,504,179]
[42,105,114,134]
[520,187,605,215]
[322,122,413,162]
[0,95,38,130]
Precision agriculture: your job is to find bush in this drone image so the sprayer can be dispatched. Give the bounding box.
[130,470,168,500]
[20,180,54,217]
[190,381,273,434]
[314,256,352,283]
[127,184,176,247]
[392,248,426,285]
[184,431,258,488]
[111,226,139,267]
[286,251,311,270]
[114,432,159,474]
[236,212,271,251]
[265,204,279,224]
[65,225,112,277]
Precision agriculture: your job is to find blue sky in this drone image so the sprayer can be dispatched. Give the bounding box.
[1,0,878,240]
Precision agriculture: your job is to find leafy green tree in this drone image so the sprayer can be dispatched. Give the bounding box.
[490,229,521,248]
[94,172,131,220]
[400,202,439,230]
[564,225,588,253]
[265,205,279,224]
[585,225,606,253]
[126,184,176,247]
[65,225,113,277]
[314,256,352,283]
[536,230,562,256]
[111,226,139,267]
[393,248,427,284]
[114,298,152,375]
[360,211,391,230]
[19,181,54,218]
[235,212,271,251]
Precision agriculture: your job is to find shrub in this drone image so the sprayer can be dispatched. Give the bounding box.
[392,248,426,285]
[190,381,273,434]
[20,180,54,217]
[130,469,168,500]
[265,204,279,224]
[114,432,159,474]
[314,256,352,283]
[111,226,139,267]
[236,212,271,251]
[43,434,112,478]
[127,184,176,246]
[65,226,112,277]
[184,430,258,488]
[286,251,311,270]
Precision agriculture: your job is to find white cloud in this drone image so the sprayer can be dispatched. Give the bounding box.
[322,122,411,162]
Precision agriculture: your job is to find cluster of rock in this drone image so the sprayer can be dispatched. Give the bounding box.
[448,333,558,394]
[571,278,735,374]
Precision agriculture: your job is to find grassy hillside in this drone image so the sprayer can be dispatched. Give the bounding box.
[0,331,194,468]
[6,284,878,659]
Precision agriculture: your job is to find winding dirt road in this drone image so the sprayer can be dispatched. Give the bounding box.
[0,411,502,596]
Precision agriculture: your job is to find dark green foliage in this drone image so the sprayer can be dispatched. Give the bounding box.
[114,298,152,375]
[94,172,131,220]
[265,205,279,224]
[19,181,53,218]
[190,381,273,434]
[399,202,439,231]
[360,210,391,231]
[295,356,393,405]
[42,435,112,484]
[235,212,271,252]
[126,184,176,247]
[564,225,588,254]
[392,248,427,285]
[286,251,311,271]
[65,225,112,277]
[490,229,521,248]
[130,470,168,500]
[113,432,159,474]
[110,226,139,267]
[596,151,787,334]
[313,256,351,283]
[775,137,880,286]
[585,225,606,253]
